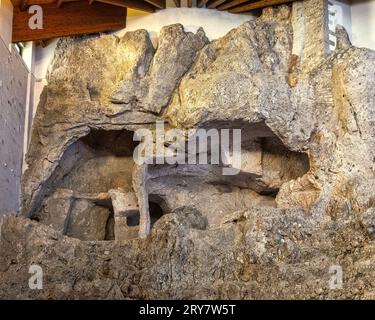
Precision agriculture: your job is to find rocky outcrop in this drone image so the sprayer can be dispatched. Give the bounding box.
[1,6,375,299]
[1,206,375,299]
[112,24,209,114]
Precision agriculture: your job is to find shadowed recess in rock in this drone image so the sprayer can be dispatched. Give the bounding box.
[145,121,310,226]
[32,122,310,239]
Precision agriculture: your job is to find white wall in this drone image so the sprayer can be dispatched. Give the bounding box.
[351,0,375,50]
[122,7,254,45]
[330,0,352,48]
[330,0,375,50]
[0,3,29,214]
[0,0,13,48]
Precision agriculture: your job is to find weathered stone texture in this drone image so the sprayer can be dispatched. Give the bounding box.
[301,0,330,73]
[112,24,208,114]
[1,5,375,299]
[0,40,28,215]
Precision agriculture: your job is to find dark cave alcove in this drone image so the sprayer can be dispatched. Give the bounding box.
[34,122,311,239]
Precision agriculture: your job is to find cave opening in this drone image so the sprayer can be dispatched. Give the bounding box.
[145,121,311,226]
[123,201,165,228]
[34,122,310,239]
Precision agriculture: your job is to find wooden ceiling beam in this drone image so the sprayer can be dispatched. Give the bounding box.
[12,2,127,42]
[207,0,229,9]
[144,0,166,9]
[173,0,180,7]
[56,0,81,8]
[229,0,294,12]
[21,0,56,5]
[93,0,156,12]
[217,0,250,10]
[187,0,192,7]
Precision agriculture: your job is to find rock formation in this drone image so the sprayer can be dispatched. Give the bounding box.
[1,5,375,299]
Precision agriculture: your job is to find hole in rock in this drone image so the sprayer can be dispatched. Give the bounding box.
[34,122,310,239]
[149,202,165,227]
[35,128,138,241]
[55,129,138,194]
[146,121,310,226]
[127,212,140,227]
[104,209,115,241]
[123,200,165,229]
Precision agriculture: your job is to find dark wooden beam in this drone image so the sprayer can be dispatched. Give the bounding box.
[12,2,127,42]
[197,0,209,7]
[173,0,180,7]
[144,0,166,8]
[229,0,294,12]
[13,0,56,10]
[217,0,250,10]
[94,0,156,12]
[207,0,229,9]
[187,0,192,7]
[22,0,56,4]
[56,0,80,8]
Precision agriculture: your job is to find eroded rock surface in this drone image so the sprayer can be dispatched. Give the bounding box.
[1,6,375,299]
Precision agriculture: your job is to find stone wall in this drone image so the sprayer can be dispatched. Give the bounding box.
[300,0,330,73]
[0,40,28,215]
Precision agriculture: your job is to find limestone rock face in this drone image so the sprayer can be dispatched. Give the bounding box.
[2,6,375,299]
[112,24,209,114]
[164,14,315,151]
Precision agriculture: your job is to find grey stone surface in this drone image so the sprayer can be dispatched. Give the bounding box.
[108,189,139,241]
[301,0,330,73]
[112,24,208,114]
[1,6,375,299]
[0,41,28,215]
[38,189,74,234]
[66,198,110,241]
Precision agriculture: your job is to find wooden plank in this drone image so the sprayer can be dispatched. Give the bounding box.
[197,0,210,7]
[21,0,56,5]
[94,0,156,12]
[187,0,192,7]
[144,0,166,8]
[10,0,22,6]
[217,0,251,10]
[229,0,295,13]
[173,0,180,7]
[56,0,80,8]
[207,0,229,9]
[12,2,127,42]
[13,0,56,10]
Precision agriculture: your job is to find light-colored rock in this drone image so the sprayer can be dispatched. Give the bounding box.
[1,5,374,299]
[38,189,74,234]
[111,24,208,114]
[66,199,110,241]
[108,189,139,241]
